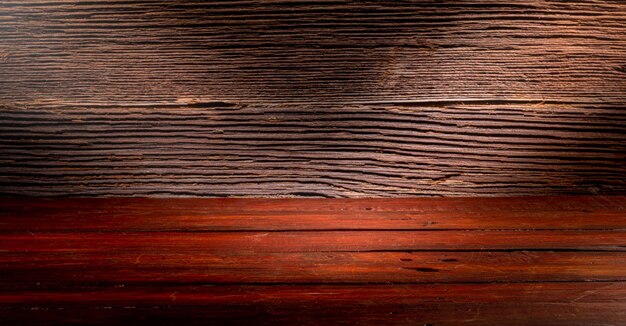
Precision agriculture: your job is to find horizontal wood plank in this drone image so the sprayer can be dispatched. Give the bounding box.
[2,0,625,105]
[3,250,626,284]
[1,196,625,231]
[2,284,626,325]
[2,230,626,252]
[3,303,626,326]
[4,283,626,304]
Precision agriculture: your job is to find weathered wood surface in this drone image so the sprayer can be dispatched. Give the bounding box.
[1,0,625,197]
[1,197,626,324]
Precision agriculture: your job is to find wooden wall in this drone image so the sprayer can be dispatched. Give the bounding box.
[0,0,625,197]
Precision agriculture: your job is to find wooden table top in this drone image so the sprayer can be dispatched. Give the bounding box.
[1,196,625,325]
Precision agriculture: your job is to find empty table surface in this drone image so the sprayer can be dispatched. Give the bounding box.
[1,196,625,325]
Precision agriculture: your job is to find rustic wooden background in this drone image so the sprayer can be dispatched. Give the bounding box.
[1,0,625,197]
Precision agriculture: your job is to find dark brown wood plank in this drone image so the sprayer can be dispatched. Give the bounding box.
[1,196,625,231]
[1,0,625,197]
[1,1,625,105]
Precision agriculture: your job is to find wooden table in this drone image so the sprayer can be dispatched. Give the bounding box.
[1,196,625,325]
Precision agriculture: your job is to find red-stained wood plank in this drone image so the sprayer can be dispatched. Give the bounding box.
[2,251,626,284]
[3,283,626,305]
[1,284,626,325]
[3,302,626,326]
[1,231,626,253]
[1,196,625,231]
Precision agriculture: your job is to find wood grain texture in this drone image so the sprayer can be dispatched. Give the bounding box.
[1,0,625,197]
[2,196,625,231]
[2,284,626,325]
[4,248,626,284]
[1,197,626,324]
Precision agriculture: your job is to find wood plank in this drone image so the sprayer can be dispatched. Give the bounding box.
[1,0,625,197]
[2,303,626,326]
[1,104,624,197]
[4,283,626,304]
[2,284,626,325]
[1,1,625,105]
[2,250,626,284]
[2,230,626,252]
[1,196,625,231]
